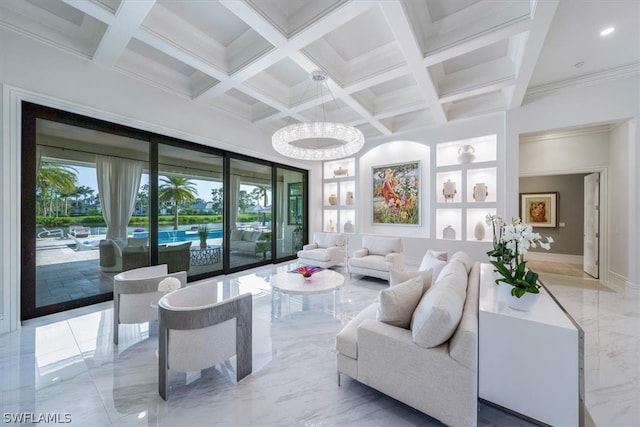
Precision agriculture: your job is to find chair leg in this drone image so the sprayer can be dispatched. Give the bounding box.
[337,372,341,386]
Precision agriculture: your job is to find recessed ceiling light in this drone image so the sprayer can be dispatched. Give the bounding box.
[600,27,615,36]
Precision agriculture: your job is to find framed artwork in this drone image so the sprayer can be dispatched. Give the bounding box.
[372,161,420,225]
[520,192,558,228]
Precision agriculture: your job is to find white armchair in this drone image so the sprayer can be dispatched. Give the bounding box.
[158,282,253,400]
[297,232,347,268]
[348,235,404,281]
[113,264,186,345]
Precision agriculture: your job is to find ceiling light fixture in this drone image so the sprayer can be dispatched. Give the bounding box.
[272,70,364,161]
[600,27,615,36]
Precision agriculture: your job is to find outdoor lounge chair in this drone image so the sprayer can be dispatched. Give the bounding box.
[70,235,100,251]
[37,227,64,239]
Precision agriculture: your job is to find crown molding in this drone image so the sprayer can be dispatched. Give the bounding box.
[520,124,612,143]
[524,62,640,100]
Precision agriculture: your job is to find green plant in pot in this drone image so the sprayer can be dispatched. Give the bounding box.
[486,215,553,299]
[198,224,208,249]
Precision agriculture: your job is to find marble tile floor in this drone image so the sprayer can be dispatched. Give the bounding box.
[1,261,637,426]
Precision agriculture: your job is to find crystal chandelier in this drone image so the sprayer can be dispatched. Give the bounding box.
[272,70,365,161]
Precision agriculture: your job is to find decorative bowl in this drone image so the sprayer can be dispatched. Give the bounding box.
[291,266,322,279]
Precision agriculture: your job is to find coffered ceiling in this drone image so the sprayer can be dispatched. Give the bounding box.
[2,0,638,141]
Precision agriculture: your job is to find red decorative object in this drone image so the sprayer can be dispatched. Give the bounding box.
[291,266,323,278]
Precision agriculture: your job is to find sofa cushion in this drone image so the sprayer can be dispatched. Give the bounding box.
[335,303,378,359]
[242,230,261,242]
[410,264,468,348]
[297,248,331,262]
[418,251,447,280]
[231,229,244,241]
[376,276,423,329]
[389,269,433,295]
[315,233,343,248]
[363,236,402,256]
[348,254,391,271]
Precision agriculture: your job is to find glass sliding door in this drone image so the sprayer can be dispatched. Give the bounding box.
[157,144,224,279]
[228,158,273,270]
[276,167,306,259]
[24,109,149,319]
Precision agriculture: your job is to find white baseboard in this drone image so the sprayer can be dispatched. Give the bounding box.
[607,271,627,293]
[524,252,584,264]
[625,279,640,291]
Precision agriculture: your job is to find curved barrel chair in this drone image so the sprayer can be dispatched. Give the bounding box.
[113,264,186,345]
[158,282,253,400]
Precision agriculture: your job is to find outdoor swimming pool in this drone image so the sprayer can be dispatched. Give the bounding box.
[133,229,224,244]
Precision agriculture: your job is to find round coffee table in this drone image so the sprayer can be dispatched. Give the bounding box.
[270,269,345,320]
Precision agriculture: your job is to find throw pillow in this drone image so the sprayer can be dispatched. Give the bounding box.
[418,251,447,280]
[449,251,472,273]
[376,276,423,329]
[389,269,433,296]
[410,280,466,348]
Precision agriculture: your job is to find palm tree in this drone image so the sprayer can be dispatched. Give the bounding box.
[251,185,270,207]
[37,162,77,217]
[158,176,197,230]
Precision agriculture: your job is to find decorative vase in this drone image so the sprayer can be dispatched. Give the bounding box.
[443,225,456,240]
[333,166,348,177]
[328,194,338,205]
[457,144,476,164]
[473,221,486,240]
[498,282,540,312]
[328,219,335,232]
[345,191,354,205]
[344,220,354,233]
[473,183,488,202]
[442,179,457,202]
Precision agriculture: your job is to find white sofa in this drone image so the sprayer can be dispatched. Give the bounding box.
[336,252,480,426]
[297,232,347,268]
[348,235,403,281]
[229,229,267,256]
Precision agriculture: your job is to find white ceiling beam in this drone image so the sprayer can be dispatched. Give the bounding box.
[508,0,559,108]
[92,0,156,65]
[60,0,116,25]
[423,18,531,68]
[342,65,411,95]
[379,1,447,123]
[439,78,515,104]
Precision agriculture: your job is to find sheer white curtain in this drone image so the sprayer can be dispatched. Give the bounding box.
[96,155,143,240]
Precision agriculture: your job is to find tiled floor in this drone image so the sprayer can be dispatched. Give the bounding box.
[2,261,638,426]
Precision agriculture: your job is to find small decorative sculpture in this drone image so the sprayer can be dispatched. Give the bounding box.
[443,179,457,202]
[344,220,354,233]
[473,183,488,202]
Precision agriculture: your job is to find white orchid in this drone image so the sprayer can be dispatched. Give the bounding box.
[486,215,554,297]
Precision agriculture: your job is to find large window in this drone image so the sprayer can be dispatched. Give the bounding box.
[21,102,307,320]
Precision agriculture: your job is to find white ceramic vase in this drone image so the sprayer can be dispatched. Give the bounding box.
[443,225,456,240]
[473,183,488,202]
[498,282,540,312]
[457,144,476,164]
[345,191,354,205]
[328,194,338,205]
[473,221,486,240]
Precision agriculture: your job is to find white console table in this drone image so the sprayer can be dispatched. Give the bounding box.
[479,263,584,426]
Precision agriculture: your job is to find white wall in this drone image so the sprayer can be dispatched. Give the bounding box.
[609,122,630,284]
[344,113,506,267]
[507,75,640,290]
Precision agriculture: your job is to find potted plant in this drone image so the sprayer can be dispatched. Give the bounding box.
[198,224,208,249]
[485,214,553,310]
